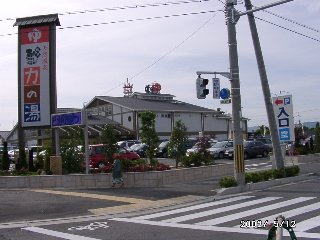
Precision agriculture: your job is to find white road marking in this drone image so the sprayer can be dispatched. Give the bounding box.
[253,201,320,229]
[163,196,281,223]
[197,197,314,226]
[134,195,255,220]
[111,217,320,239]
[22,226,101,240]
[295,215,320,232]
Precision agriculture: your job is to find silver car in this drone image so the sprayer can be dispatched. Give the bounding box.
[208,140,233,159]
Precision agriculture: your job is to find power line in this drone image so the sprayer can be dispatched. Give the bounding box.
[0,10,219,37]
[104,12,220,94]
[59,0,212,16]
[262,9,320,34]
[128,13,220,80]
[0,0,212,23]
[58,10,219,30]
[255,16,320,43]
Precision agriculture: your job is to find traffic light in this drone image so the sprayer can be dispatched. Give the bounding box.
[196,76,209,99]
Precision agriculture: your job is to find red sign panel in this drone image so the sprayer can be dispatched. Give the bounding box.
[20,26,49,44]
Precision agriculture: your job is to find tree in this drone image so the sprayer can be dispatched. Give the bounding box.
[255,125,270,137]
[1,141,10,170]
[314,122,320,153]
[168,120,188,168]
[139,111,159,165]
[101,124,118,160]
[60,127,84,173]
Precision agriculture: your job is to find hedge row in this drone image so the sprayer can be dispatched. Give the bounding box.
[219,165,300,188]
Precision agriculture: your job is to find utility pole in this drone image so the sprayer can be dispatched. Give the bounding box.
[243,0,293,169]
[224,0,294,184]
[225,0,245,185]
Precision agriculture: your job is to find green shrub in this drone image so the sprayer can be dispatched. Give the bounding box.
[121,159,147,171]
[180,153,213,167]
[245,172,263,183]
[219,176,238,188]
[284,165,300,177]
[261,169,273,181]
[272,168,286,179]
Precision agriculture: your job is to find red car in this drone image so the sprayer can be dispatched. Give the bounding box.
[88,144,140,169]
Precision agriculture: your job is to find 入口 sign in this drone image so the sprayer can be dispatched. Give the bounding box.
[272,95,295,142]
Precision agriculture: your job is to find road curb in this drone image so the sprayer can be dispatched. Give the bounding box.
[216,173,318,196]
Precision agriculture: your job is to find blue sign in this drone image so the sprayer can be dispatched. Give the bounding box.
[279,128,290,141]
[220,88,230,100]
[51,111,82,127]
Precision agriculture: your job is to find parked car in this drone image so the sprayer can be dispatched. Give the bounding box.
[167,138,198,158]
[226,140,270,159]
[186,141,214,156]
[155,140,169,158]
[88,144,140,168]
[117,140,141,150]
[255,138,273,152]
[208,140,233,159]
[132,143,148,158]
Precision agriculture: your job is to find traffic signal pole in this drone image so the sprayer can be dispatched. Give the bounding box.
[225,0,245,185]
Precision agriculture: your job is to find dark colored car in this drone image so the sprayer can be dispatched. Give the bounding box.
[155,140,169,158]
[88,144,140,168]
[132,143,148,158]
[226,140,270,159]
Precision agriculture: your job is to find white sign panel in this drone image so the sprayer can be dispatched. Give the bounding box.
[272,95,295,142]
[20,26,50,127]
[212,78,220,99]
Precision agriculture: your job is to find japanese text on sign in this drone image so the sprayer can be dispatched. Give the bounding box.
[20,26,50,127]
[212,78,220,99]
[273,95,295,142]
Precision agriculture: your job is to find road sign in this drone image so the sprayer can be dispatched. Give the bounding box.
[272,95,294,142]
[212,78,220,99]
[220,99,231,104]
[220,88,230,99]
[51,111,82,127]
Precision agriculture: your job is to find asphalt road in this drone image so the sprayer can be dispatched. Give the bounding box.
[0,157,318,240]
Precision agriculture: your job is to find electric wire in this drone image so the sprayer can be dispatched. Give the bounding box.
[262,9,320,34]
[0,10,219,37]
[0,0,212,22]
[255,16,320,43]
[103,12,220,94]
[58,10,219,30]
[59,0,212,15]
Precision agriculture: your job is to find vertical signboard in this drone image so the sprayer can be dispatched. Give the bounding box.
[272,95,295,142]
[212,78,220,99]
[20,26,50,127]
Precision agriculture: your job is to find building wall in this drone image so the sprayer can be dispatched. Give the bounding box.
[174,112,202,133]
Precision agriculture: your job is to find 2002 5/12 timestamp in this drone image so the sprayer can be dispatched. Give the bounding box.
[240,220,269,228]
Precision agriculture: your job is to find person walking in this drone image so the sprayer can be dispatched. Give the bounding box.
[111,154,124,187]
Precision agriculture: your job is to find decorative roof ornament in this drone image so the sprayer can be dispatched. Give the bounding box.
[145,82,161,94]
[123,78,133,96]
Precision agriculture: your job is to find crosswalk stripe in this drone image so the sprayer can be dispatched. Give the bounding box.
[295,215,320,232]
[197,197,315,226]
[111,217,320,239]
[163,197,281,223]
[133,195,255,220]
[252,202,320,228]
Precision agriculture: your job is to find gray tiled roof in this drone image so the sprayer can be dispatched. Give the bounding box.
[14,14,60,27]
[95,96,218,113]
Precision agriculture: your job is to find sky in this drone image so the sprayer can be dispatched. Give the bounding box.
[0,0,319,131]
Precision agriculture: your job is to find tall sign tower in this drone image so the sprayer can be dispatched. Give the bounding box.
[14,14,60,159]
